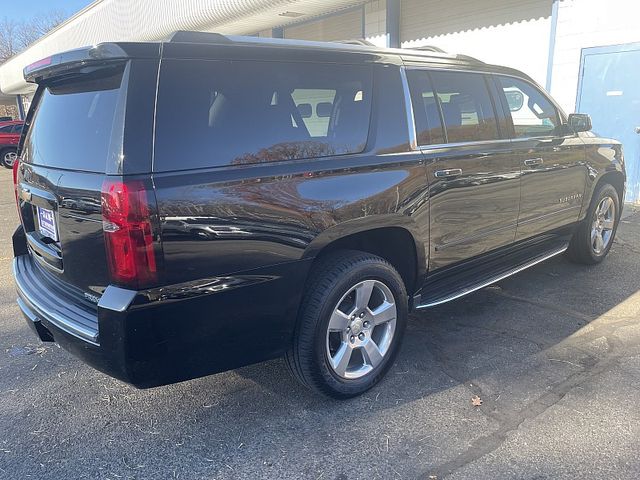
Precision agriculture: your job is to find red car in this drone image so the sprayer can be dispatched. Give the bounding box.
[0,120,24,168]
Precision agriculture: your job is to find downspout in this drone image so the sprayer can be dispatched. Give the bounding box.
[545,0,560,92]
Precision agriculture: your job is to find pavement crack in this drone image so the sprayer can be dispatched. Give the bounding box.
[420,350,620,480]
[418,310,637,479]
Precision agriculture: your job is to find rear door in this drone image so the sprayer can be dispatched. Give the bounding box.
[407,68,521,270]
[16,62,131,295]
[493,75,587,241]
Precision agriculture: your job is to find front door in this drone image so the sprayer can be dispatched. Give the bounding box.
[406,69,521,270]
[493,75,587,241]
[578,43,640,203]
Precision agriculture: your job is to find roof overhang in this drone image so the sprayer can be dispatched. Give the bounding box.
[0,93,18,107]
[0,0,366,94]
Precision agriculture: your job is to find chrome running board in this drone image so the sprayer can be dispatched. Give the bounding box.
[416,244,568,309]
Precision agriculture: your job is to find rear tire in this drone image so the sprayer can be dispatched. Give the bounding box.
[285,250,408,399]
[567,183,620,264]
[1,148,17,169]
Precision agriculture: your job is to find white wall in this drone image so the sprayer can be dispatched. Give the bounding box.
[285,8,363,41]
[550,0,640,113]
[400,0,552,87]
[364,0,387,47]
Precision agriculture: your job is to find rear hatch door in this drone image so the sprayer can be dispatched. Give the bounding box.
[17,60,129,296]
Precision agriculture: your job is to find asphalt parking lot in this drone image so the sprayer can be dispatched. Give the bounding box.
[0,169,639,480]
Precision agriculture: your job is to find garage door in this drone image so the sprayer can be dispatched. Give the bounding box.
[285,8,363,42]
[400,0,552,86]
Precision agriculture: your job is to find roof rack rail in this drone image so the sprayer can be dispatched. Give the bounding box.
[335,39,376,47]
[454,54,484,64]
[409,45,446,53]
[165,31,485,65]
[167,31,231,44]
[405,45,484,63]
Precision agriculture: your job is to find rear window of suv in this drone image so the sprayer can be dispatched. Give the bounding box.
[153,60,373,171]
[22,67,126,173]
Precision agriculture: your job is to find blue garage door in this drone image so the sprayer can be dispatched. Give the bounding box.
[577,43,640,203]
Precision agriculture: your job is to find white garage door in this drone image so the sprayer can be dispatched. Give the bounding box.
[400,0,553,86]
[285,8,363,42]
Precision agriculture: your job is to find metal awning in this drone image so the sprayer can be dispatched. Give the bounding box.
[0,0,365,94]
[0,93,17,107]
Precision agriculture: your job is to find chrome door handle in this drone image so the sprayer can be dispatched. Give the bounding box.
[434,168,463,178]
[524,158,544,167]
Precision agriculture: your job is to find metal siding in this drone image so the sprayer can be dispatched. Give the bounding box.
[284,8,364,41]
[0,0,367,94]
[400,0,552,86]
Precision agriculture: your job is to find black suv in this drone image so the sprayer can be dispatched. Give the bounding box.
[12,32,625,398]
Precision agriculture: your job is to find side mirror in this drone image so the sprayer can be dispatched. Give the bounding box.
[504,90,524,111]
[567,113,592,133]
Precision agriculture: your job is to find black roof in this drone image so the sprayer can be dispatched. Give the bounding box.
[25,30,534,87]
[166,30,486,67]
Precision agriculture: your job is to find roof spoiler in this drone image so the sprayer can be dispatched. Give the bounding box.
[23,42,160,84]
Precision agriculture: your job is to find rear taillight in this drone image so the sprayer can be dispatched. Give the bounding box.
[12,158,20,209]
[101,179,157,289]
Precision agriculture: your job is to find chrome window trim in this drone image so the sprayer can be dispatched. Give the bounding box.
[403,65,575,150]
[417,138,512,151]
[416,135,577,151]
[399,66,418,151]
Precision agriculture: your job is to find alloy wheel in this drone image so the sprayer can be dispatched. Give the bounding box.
[591,196,616,255]
[325,279,397,379]
[3,151,17,168]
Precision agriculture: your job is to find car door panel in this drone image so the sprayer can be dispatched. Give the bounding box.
[406,69,520,271]
[512,136,586,240]
[424,141,521,269]
[493,75,588,241]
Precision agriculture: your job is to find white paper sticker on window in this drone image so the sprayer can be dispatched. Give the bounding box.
[606,90,623,96]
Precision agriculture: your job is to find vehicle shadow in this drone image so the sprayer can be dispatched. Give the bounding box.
[236,226,640,413]
[2,214,638,479]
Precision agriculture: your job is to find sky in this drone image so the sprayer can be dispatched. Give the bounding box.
[2,0,94,22]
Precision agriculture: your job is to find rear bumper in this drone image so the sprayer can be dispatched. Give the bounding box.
[14,252,310,388]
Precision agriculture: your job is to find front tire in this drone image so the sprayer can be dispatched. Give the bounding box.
[1,148,17,169]
[567,183,620,264]
[286,251,408,399]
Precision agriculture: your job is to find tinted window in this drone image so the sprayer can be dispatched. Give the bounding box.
[430,71,500,143]
[22,68,124,173]
[12,124,23,133]
[0,125,12,133]
[406,70,445,145]
[154,60,372,171]
[497,76,560,138]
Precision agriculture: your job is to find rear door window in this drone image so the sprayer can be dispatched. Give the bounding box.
[154,60,373,171]
[406,70,445,145]
[429,71,500,143]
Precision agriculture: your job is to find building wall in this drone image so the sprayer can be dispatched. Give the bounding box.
[284,8,364,41]
[364,0,387,47]
[400,0,553,87]
[550,0,640,112]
